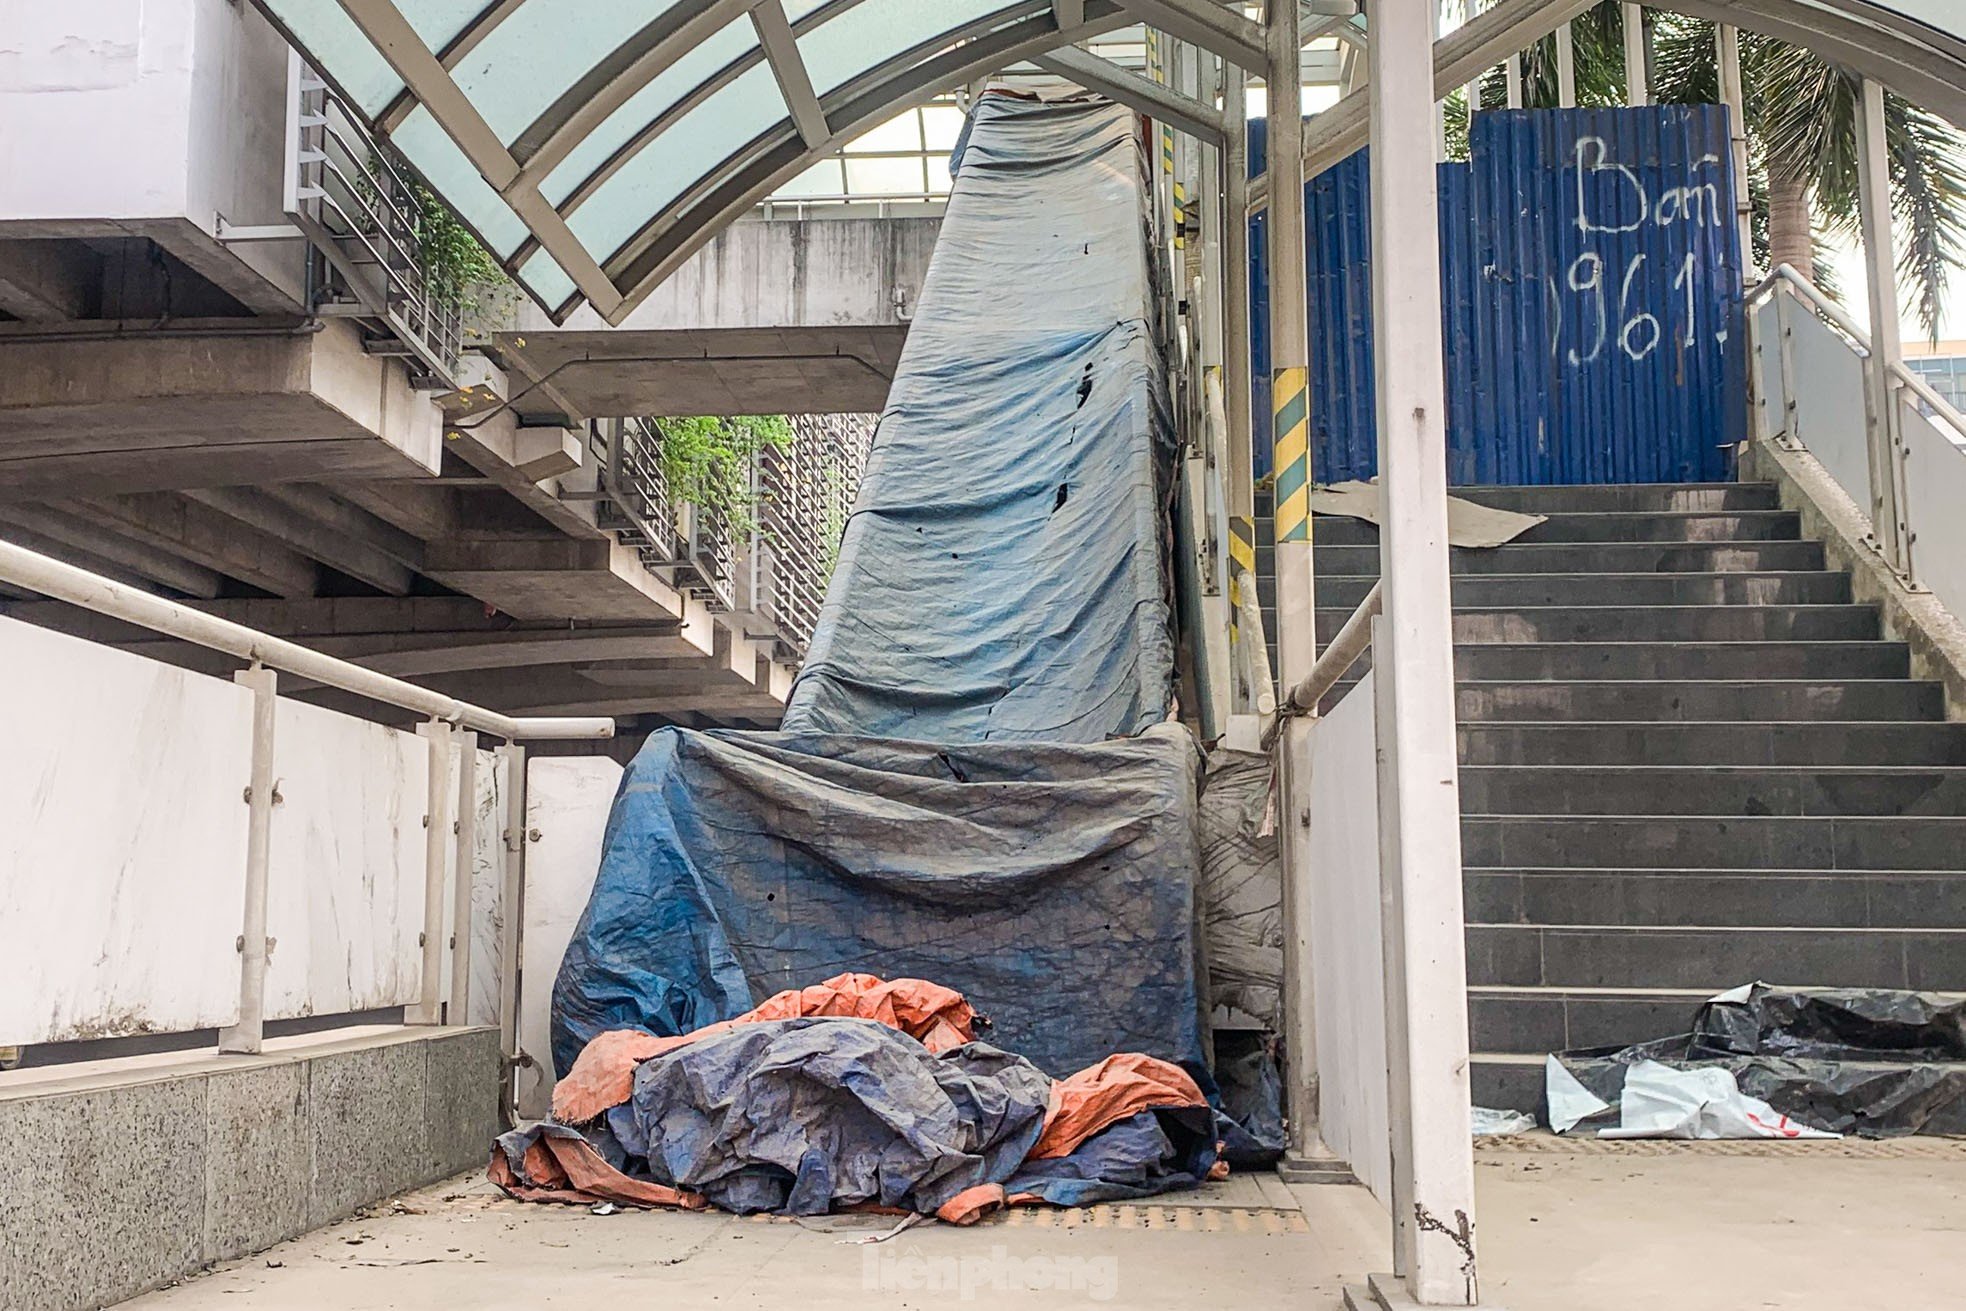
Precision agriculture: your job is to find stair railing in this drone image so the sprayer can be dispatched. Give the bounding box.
[1747,264,1966,624]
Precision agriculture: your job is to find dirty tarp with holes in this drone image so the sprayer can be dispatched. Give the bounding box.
[778,91,1176,743]
[550,724,1208,1083]
[550,93,1206,1093]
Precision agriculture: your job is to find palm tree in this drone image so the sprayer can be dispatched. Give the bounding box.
[1459,4,1966,341]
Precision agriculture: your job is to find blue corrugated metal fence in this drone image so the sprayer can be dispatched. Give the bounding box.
[1248,106,1744,485]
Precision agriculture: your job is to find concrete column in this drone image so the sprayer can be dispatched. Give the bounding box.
[1370,0,1481,1303]
[1623,4,1649,106]
[1856,76,1912,579]
[1504,53,1522,108]
[1265,0,1325,1169]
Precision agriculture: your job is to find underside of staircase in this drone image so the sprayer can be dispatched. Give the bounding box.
[1257,481,1966,1115]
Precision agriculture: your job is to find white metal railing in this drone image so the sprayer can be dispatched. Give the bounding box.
[1747,264,1966,620]
[284,53,465,389]
[0,537,609,1067]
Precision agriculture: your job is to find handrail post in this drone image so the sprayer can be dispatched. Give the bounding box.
[1856,76,1911,577]
[495,743,529,1126]
[448,731,479,1027]
[219,664,278,1055]
[410,718,455,1025]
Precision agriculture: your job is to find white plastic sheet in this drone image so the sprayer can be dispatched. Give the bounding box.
[1595,1061,1840,1141]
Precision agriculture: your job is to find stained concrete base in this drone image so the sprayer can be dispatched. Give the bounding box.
[0,1025,500,1311]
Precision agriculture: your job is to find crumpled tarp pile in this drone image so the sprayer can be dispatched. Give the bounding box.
[1547,982,1966,1137]
[494,974,1225,1222]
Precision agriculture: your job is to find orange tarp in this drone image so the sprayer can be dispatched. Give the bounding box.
[550,972,976,1124]
[1029,1052,1208,1159]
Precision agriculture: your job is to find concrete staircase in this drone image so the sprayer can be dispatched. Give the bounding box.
[1256,481,1966,1114]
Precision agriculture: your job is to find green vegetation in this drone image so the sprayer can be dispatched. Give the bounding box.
[656,415,794,538]
[412,185,506,311]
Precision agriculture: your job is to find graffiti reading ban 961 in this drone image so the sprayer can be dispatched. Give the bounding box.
[1555,136,1729,368]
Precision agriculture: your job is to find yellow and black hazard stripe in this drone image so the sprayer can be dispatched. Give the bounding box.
[1272,367,1310,543]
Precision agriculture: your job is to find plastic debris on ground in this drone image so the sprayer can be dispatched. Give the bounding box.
[1471,1106,1537,1137]
[1546,982,1966,1138]
[494,974,1232,1223]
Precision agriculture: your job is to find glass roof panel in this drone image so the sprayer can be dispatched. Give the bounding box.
[399,0,491,52]
[393,106,531,257]
[567,61,788,262]
[517,247,579,311]
[796,0,1018,98]
[264,0,403,115]
[453,0,685,145]
[783,0,835,22]
[539,14,760,209]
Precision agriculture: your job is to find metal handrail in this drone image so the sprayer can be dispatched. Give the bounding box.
[1747,264,1966,448]
[1282,580,1382,716]
[0,538,612,742]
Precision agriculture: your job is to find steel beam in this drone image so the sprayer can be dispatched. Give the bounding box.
[1369,1,1479,1299]
[1052,0,1086,27]
[752,1,829,149]
[1031,47,1228,144]
[1115,0,1267,72]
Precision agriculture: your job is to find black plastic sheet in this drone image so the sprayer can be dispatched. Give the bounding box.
[1556,984,1966,1137]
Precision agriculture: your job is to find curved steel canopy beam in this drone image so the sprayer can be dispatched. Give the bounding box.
[272,0,1966,326]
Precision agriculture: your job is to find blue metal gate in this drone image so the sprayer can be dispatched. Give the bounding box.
[1249,106,1745,485]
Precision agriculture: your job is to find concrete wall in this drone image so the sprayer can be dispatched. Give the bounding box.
[531,216,940,334]
[0,0,305,306]
[0,1025,501,1311]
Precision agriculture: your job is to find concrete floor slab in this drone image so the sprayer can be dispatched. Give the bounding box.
[119,1138,1966,1310]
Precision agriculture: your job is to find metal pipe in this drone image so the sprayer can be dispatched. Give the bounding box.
[1281,581,1381,714]
[0,538,613,741]
[1717,24,1755,281]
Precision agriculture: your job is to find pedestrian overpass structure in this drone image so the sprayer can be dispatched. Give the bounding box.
[5,4,1966,1309]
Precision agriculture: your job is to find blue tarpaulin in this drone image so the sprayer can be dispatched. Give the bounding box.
[550,95,1204,1097]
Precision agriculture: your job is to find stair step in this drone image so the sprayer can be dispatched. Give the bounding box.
[1306,646,1917,689]
[1463,814,1966,871]
[1468,986,1721,1054]
[1312,510,1801,546]
[1287,539,1827,575]
[1466,867,1966,928]
[1458,721,1966,765]
[1309,570,1852,609]
[1471,1054,1558,1113]
[1459,764,1966,815]
[1444,680,1943,723]
[1313,604,1879,645]
[1465,923,1966,990]
[1448,483,1782,513]
[1448,641,1907,681]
